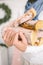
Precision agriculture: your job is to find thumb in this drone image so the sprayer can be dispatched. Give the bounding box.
[19,32,27,43]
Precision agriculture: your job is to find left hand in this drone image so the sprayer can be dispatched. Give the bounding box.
[2,27,16,46]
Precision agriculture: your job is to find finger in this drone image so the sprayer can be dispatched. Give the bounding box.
[3,29,10,41]
[4,30,15,46]
[5,28,15,44]
[6,30,13,41]
[19,32,25,40]
[19,32,27,42]
[9,30,16,45]
[3,28,15,40]
[13,32,19,45]
[3,30,12,46]
[14,33,19,41]
[2,28,11,39]
[3,28,13,43]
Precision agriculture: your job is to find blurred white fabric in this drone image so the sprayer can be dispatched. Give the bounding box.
[22,50,43,65]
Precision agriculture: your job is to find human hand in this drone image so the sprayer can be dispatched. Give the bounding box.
[13,32,28,52]
[2,27,28,52]
[2,27,16,46]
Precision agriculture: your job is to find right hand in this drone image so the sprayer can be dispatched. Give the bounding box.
[13,31,28,52]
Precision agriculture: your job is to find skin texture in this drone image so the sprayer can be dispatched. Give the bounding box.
[2,27,28,52]
[13,32,28,51]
